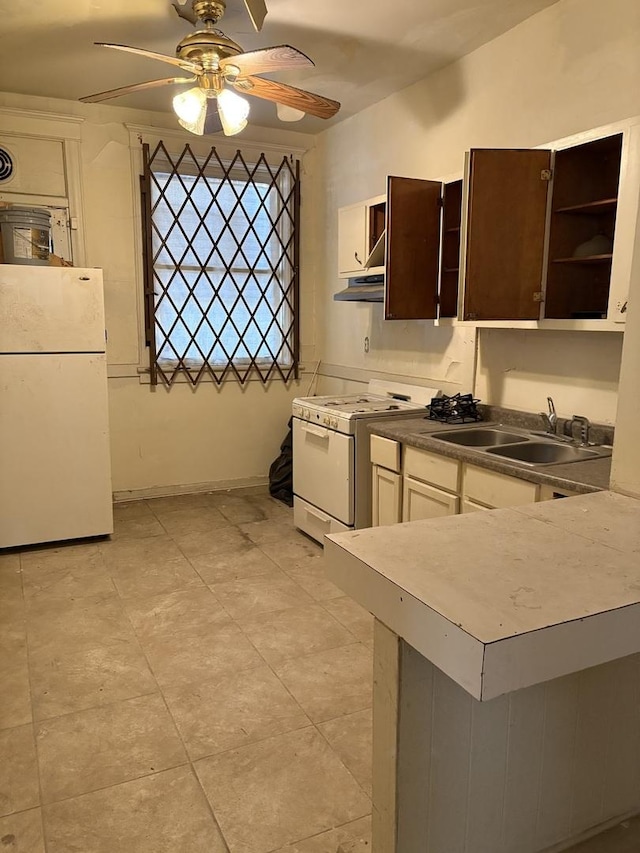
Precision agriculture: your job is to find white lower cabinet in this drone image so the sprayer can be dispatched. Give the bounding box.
[461,498,490,513]
[372,465,402,526]
[539,484,580,501]
[370,437,575,527]
[402,476,460,521]
[371,435,403,527]
[462,463,539,508]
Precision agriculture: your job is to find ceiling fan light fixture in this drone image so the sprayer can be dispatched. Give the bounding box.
[177,115,205,135]
[217,88,250,136]
[172,86,207,124]
[276,103,305,122]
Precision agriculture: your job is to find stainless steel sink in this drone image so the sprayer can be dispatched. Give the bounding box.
[486,442,608,466]
[430,428,529,447]
[420,423,613,467]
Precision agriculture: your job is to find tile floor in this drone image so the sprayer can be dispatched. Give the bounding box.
[0,490,373,853]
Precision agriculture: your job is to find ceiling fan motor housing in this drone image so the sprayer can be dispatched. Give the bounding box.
[176,29,243,67]
[192,0,226,25]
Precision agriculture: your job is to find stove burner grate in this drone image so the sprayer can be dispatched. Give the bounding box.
[426,393,482,424]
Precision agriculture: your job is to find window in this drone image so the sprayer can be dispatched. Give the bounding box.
[141,141,300,386]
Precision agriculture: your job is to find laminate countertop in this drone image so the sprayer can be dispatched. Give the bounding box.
[368,416,612,494]
[325,490,640,700]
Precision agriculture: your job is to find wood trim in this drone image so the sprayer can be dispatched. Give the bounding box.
[139,144,157,387]
[293,158,301,381]
[125,123,309,158]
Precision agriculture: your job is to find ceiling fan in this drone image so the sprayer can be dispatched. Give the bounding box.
[80,0,341,136]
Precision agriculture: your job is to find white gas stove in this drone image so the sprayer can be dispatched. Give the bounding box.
[292,380,440,543]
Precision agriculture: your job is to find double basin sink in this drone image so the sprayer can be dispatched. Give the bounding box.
[426,426,612,467]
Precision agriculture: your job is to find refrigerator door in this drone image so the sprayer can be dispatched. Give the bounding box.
[0,353,113,547]
[0,267,106,353]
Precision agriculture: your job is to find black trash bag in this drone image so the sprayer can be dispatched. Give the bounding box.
[269,417,293,506]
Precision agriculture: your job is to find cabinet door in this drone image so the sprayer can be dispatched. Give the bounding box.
[338,204,367,277]
[402,476,459,522]
[439,179,463,318]
[462,149,552,320]
[385,176,443,320]
[372,465,402,527]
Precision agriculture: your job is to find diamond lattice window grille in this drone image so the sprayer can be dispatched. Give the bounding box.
[140,142,300,387]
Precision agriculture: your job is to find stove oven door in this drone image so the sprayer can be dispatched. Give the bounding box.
[293,418,354,526]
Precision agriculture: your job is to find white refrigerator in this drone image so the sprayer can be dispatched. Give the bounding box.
[0,266,113,548]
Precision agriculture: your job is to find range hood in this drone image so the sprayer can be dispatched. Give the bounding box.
[334,274,384,303]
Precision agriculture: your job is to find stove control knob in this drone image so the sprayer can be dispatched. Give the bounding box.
[331,418,338,428]
[303,408,310,419]
[293,405,301,416]
[323,416,331,426]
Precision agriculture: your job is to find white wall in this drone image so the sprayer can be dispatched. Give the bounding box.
[3,0,639,495]
[0,92,319,496]
[314,0,640,423]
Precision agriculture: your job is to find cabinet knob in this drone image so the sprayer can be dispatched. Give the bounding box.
[354,251,362,265]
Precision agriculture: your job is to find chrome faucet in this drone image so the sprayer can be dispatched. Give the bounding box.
[567,415,591,446]
[539,397,557,435]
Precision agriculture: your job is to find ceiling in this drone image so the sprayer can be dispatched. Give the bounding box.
[0,0,559,134]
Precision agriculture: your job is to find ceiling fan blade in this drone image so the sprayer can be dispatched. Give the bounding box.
[95,43,200,74]
[80,77,196,104]
[244,0,268,32]
[237,76,340,119]
[170,0,199,25]
[221,45,313,77]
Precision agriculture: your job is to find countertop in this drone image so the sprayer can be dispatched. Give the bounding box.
[325,490,640,701]
[369,416,612,494]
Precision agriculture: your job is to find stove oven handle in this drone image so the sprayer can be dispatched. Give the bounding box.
[300,423,331,439]
[304,504,332,524]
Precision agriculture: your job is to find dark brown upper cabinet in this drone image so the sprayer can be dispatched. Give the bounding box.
[460,133,625,323]
[544,133,622,319]
[385,176,443,320]
[462,149,552,321]
[439,179,463,318]
[335,176,463,321]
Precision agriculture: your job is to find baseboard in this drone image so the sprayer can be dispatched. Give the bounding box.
[113,476,269,503]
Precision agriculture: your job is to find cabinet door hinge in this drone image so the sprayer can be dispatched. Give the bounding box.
[541,169,552,181]
[465,312,477,321]
[533,291,544,302]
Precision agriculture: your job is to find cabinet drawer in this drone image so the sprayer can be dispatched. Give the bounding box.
[538,484,580,501]
[463,464,539,508]
[404,446,460,493]
[402,476,460,522]
[370,435,401,472]
[461,498,490,513]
